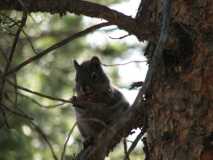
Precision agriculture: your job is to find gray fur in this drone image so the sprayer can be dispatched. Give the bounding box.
[73,57,129,145]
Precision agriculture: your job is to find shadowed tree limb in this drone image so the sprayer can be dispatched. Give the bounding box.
[16,91,66,109]
[6,80,75,105]
[0,12,27,129]
[124,129,145,160]
[0,0,155,41]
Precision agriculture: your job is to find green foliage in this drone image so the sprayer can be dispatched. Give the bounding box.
[0,0,143,159]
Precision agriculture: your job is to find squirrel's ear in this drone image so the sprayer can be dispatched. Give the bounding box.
[91,56,100,65]
[73,60,80,70]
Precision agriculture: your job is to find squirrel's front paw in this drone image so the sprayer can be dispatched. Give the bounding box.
[71,96,80,107]
[71,96,90,108]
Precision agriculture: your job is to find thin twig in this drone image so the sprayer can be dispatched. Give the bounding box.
[0,106,10,128]
[124,130,144,160]
[5,22,111,76]
[102,60,147,67]
[129,81,144,90]
[123,139,130,160]
[61,122,77,160]
[0,12,27,129]
[17,91,66,109]
[6,80,73,104]
[0,103,33,120]
[109,34,130,39]
[4,12,27,73]
[0,12,37,54]
[31,121,58,160]
[3,92,36,120]
[0,12,27,100]
[0,12,27,92]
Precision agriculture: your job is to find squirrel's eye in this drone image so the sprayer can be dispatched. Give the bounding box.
[91,72,97,80]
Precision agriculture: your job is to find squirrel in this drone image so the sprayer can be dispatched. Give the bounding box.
[72,56,129,147]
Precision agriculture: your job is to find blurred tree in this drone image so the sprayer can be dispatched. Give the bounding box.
[0,0,133,160]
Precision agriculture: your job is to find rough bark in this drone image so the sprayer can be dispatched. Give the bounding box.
[137,0,213,160]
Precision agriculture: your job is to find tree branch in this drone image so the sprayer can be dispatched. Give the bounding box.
[61,122,77,160]
[123,139,130,160]
[6,80,74,104]
[0,0,154,41]
[17,91,66,109]
[5,22,110,76]
[124,129,145,160]
[4,12,27,72]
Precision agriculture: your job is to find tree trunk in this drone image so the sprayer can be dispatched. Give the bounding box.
[136,0,213,159]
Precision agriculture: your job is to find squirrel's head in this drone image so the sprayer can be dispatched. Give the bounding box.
[73,56,110,95]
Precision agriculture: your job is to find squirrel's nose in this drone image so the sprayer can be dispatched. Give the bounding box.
[82,86,92,94]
